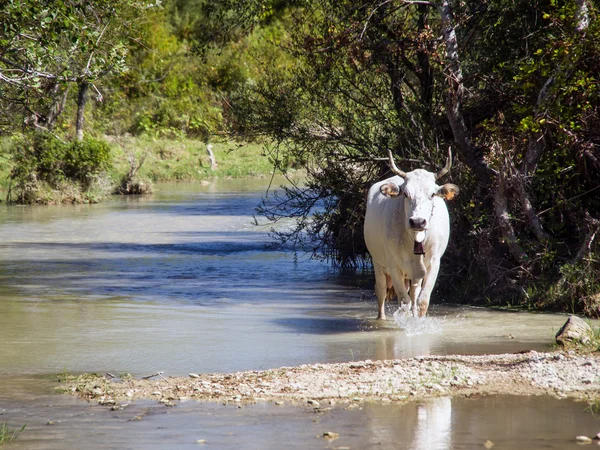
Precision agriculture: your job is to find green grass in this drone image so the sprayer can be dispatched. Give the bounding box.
[0,423,26,445]
[107,137,276,183]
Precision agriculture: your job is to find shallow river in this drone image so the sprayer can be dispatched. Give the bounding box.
[0,179,597,449]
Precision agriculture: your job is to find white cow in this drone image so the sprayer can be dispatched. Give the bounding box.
[364,150,459,319]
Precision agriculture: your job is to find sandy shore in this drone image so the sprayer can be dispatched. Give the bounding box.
[62,350,600,409]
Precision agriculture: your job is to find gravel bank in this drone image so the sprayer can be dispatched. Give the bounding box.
[64,350,600,408]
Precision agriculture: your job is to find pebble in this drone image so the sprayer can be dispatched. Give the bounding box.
[307,399,320,408]
[152,391,162,396]
[576,436,592,444]
[275,401,284,406]
[189,373,200,378]
[484,440,494,449]
[196,439,207,444]
[323,432,339,440]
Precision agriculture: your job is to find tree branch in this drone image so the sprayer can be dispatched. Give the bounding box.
[494,173,528,264]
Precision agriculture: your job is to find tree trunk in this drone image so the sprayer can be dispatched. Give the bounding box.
[440,0,495,187]
[47,84,70,131]
[75,81,89,142]
[206,144,217,171]
[494,174,528,264]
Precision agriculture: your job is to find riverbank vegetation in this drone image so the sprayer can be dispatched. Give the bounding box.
[1,0,599,315]
[0,423,25,446]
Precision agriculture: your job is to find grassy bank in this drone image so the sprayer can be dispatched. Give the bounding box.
[108,137,276,183]
[0,136,277,203]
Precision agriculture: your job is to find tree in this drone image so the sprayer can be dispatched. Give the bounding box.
[0,0,155,138]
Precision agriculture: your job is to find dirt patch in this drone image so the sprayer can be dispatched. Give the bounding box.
[61,350,600,408]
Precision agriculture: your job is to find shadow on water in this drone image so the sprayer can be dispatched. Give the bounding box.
[0,236,276,256]
[272,317,368,335]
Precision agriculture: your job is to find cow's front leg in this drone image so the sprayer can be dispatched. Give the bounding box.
[416,258,441,317]
[390,270,411,311]
[409,279,423,317]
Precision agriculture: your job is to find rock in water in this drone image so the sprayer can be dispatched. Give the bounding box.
[323,432,339,440]
[556,316,593,346]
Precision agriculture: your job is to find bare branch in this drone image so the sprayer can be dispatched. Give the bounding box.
[494,174,528,264]
[575,0,590,32]
[570,213,599,265]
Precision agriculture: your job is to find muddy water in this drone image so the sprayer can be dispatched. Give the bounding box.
[0,178,596,448]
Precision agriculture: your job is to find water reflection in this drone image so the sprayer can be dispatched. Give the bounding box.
[411,398,452,450]
[2,390,596,450]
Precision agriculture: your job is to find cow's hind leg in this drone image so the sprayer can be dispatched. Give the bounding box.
[373,264,388,320]
[385,274,396,303]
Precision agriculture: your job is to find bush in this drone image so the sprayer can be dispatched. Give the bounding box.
[8,134,112,204]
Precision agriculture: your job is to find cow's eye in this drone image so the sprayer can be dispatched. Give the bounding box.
[431,193,436,198]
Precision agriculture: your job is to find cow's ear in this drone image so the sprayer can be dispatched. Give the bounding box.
[380,182,401,197]
[438,183,459,201]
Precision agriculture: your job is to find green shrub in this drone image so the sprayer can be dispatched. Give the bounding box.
[8,134,112,204]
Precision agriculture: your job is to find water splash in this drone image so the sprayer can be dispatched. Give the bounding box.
[392,304,443,336]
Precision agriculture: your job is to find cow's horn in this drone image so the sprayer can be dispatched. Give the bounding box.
[435,147,452,180]
[387,149,407,179]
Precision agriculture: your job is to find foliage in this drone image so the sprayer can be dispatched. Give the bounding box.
[0,0,156,134]
[7,134,112,204]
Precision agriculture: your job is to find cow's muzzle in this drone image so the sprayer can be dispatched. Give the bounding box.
[409,217,427,231]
